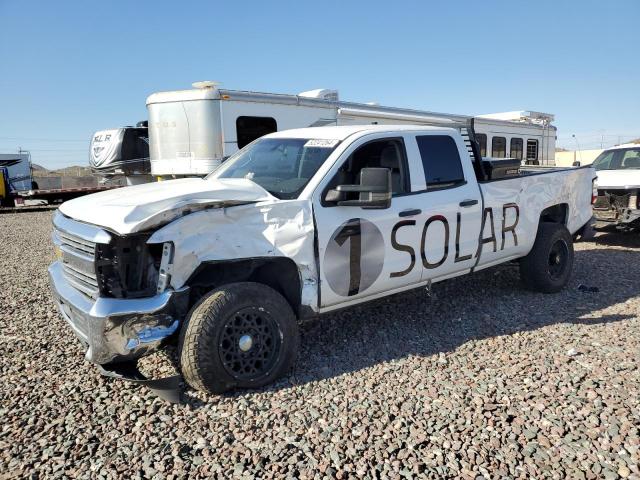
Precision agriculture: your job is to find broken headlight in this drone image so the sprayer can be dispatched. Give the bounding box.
[156,242,174,294]
[95,234,161,299]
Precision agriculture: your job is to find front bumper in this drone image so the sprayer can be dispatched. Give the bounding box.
[48,261,189,364]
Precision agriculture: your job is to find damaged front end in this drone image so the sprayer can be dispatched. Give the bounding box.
[48,211,189,365]
[593,188,640,229]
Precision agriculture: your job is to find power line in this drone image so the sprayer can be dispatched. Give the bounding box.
[0,147,86,153]
[557,133,639,140]
[18,148,86,152]
[0,136,86,142]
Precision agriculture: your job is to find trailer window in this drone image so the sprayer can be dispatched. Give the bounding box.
[476,134,487,157]
[510,138,523,160]
[416,135,465,188]
[491,137,506,158]
[236,116,278,149]
[526,139,539,163]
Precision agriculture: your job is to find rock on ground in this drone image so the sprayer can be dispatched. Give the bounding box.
[0,211,638,479]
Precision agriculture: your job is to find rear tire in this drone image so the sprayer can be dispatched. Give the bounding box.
[519,222,574,293]
[179,282,299,393]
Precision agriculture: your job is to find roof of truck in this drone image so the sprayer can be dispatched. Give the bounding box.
[603,142,640,151]
[266,124,456,141]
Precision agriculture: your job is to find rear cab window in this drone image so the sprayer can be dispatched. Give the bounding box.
[415,135,466,190]
[593,147,640,170]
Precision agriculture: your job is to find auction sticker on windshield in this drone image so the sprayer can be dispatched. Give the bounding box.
[304,139,340,148]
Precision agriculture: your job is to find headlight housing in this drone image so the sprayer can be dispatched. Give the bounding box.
[95,234,161,298]
[156,242,174,294]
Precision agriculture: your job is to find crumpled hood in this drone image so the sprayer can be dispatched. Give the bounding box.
[595,169,640,189]
[59,177,275,234]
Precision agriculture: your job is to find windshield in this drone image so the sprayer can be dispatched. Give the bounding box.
[209,137,340,199]
[592,147,640,171]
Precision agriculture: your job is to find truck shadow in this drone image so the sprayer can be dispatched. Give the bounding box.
[182,232,639,406]
[588,230,640,249]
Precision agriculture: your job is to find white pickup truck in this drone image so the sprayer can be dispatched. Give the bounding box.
[590,143,640,229]
[49,125,595,394]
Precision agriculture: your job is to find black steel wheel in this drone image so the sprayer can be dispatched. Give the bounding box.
[548,238,570,280]
[520,222,574,293]
[218,307,282,381]
[179,282,299,393]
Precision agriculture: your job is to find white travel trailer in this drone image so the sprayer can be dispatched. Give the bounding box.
[145,82,557,179]
[475,111,556,165]
[89,123,151,185]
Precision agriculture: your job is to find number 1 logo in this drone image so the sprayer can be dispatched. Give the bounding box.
[324,218,385,297]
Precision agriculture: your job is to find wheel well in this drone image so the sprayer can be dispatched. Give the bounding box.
[540,203,568,225]
[186,258,302,317]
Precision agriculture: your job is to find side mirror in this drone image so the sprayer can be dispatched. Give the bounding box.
[325,167,392,209]
[572,161,581,167]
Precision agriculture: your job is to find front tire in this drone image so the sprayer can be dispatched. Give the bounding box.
[179,282,299,393]
[519,223,574,293]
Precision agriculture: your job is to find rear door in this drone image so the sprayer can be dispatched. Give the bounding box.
[407,133,483,282]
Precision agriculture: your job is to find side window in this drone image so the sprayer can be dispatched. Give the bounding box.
[526,139,539,162]
[621,149,640,168]
[236,116,278,149]
[325,138,409,199]
[416,135,465,189]
[510,138,523,160]
[476,133,487,157]
[491,137,506,158]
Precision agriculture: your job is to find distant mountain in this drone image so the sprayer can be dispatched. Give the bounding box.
[32,164,92,177]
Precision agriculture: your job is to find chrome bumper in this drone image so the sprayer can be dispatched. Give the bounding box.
[48,261,189,365]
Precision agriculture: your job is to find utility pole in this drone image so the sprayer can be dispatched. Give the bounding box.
[572,134,583,164]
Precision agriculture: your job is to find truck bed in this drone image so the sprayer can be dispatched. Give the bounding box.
[474,165,595,270]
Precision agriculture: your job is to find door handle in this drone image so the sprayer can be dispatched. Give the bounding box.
[459,199,478,207]
[399,208,422,217]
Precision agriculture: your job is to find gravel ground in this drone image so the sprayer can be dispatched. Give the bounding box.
[1,210,639,479]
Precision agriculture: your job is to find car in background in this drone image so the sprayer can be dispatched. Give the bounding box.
[591,143,640,229]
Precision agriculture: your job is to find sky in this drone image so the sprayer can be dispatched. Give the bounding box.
[1,0,638,169]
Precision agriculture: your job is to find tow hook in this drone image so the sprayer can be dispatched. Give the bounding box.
[97,362,183,403]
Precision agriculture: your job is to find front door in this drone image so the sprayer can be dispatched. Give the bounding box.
[314,135,423,308]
